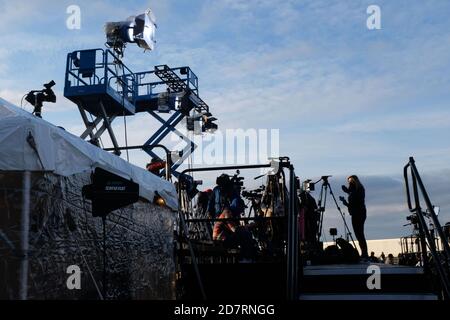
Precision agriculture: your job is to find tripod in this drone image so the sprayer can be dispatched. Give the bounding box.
[315,176,356,248]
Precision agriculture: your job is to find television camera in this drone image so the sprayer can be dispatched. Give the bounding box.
[24,80,56,118]
[404,206,440,230]
[242,186,265,200]
[231,170,244,189]
[179,174,203,200]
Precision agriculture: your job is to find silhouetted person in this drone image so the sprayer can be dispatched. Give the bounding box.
[369,251,379,263]
[339,175,368,260]
[299,182,319,244]
[386,253,395,265]
[213,208,256,261]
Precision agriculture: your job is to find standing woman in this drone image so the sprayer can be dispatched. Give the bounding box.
[340,175,368,259]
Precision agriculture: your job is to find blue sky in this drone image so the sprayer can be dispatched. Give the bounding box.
[1,0,450,240]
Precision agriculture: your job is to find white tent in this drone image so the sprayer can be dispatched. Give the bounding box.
[0,97,178,210]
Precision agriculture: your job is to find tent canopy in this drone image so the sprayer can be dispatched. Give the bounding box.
[0,97,178,210]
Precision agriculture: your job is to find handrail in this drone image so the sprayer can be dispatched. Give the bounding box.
[287,163,299,300]
[134,66,199,96]
[185,216,286,223]
[404,156,450,299]
[103,144,172,181]
[403,162,414,212]
[179,163,272,176]
[408,158,450,257]
[65,48,138,104]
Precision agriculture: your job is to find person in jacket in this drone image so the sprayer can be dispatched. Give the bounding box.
[207,174,232,218]
[146,158,166,177]
[339,175,368,260]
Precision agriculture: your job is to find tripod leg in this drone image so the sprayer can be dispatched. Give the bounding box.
[318,184,328,242]
[328,184,357,248]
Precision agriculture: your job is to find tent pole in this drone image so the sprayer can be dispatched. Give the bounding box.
[19,171,31,300]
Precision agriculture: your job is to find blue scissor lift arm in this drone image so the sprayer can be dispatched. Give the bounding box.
[64,49,137,155]
[135,65,211,176]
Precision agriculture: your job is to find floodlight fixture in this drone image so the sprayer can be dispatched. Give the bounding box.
[201,114,218,133]
[105,9,156,56]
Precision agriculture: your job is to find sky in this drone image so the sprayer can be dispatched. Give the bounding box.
[1,0,450,240]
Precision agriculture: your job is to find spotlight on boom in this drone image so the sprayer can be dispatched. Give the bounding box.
[105,9,156,56]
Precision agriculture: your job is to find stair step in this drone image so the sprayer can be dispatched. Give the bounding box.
[299,293,438,300]
[303,263,424,276]
[301,263,431,293]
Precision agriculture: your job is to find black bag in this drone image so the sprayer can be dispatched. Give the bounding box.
[336,238,360,263]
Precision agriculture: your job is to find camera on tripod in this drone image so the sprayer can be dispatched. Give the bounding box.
[404,214,420,230]
[25,80,56,118]
[242,186,265,200]
[406,214,419,225]
[302,179,315,192]
[179,173,202,200]
[314,174,355,245]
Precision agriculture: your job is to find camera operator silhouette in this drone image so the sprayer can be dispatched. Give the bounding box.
[339,175,368,260]
[208,173,256,261]
[207,174,233,219]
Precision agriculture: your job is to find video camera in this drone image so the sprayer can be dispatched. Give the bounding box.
[406,214,419,226]
[242,186,265,200]
[179,174,202,200]
[43,80,56,90]
[216,171,244,190]
[231,170,244,189]
[25,80,56,118]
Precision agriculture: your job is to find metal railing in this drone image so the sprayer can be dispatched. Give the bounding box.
[176,161,300,301]
[65,48,137,103]
[135,66,199,97]
[404,156,450,299]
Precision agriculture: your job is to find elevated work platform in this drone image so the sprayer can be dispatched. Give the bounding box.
[65,49,209,116]
[64,49,136,117]
[64,48,214,166]
[134,65,208,114]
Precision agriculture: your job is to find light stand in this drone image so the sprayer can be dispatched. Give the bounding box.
[330,227,338,243]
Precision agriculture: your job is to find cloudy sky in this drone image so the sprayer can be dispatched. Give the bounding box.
[1,0,450,239]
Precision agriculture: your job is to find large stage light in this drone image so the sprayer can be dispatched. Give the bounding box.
[105,9,156,55]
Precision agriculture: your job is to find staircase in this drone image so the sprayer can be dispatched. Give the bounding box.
[154,65,209,113]
[299,262,438,300]
[154,65,188,93]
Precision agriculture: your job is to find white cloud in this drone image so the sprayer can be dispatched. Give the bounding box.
[0,1,44,29]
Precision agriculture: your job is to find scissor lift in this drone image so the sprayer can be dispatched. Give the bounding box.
[64,48,212,172]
